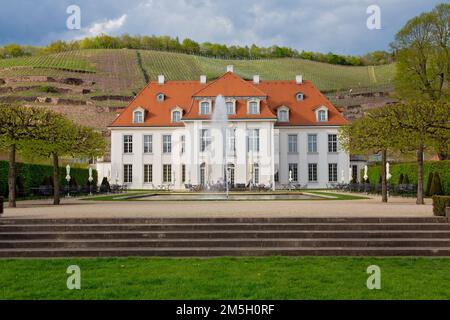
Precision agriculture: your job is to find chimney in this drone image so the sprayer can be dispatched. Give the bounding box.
[200,75,207,84]
[253,75,260,84]
[158,75,165,84]
[226,65,234,73]
[296,75,303,84]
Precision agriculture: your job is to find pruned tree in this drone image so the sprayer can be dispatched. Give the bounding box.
[386,100,450,204]
[340,107,399,202]
[0,104,50,207]
[22,112,106,205]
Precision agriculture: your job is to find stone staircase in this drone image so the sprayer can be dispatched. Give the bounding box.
[0,217,449,257]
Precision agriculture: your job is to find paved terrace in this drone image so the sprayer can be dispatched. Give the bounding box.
[1,194,433,219]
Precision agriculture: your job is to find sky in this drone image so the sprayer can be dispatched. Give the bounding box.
[0,0,445,55]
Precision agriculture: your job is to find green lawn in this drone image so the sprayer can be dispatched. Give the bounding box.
[0,257,449,300]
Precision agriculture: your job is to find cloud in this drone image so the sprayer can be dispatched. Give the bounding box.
[83,14,128,37]
[0,0,445,54]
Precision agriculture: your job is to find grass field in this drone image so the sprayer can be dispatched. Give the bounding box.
[0,257,449,300]
[0,49,395,93]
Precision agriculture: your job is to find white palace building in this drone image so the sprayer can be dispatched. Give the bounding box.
[109,66,351,190]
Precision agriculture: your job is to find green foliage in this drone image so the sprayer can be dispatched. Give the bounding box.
[367,161,450,195]
[426,172,434,196]
[0,161,96,197]
[432,195,450,217]
[392,3,450,101]
[430,173,443,196]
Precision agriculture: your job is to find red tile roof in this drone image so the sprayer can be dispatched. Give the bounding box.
[110,72,347,127]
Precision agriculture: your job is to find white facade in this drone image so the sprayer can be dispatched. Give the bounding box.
[110,122,350,190]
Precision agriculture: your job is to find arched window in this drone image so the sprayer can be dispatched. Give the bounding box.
[133,110,144,123]
[200,101,211,115]
[318,109,327,122]
[226,101,236,115]
[278,109,289,122]
[172,110,181,123]
[248,100,260,115]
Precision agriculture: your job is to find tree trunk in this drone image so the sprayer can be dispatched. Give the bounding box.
[416,144,425,205]
[52,153,60,205]
[381,149,388,203]
[8,144,16,208]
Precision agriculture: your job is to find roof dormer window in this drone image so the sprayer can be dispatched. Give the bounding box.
[171,107,182,123]
[226,99,236,115]
[133,108,144,124]
[199,100,211,115]
[157,93,165,102]
[315,106,329,122]
[296,92,304,101]
[277,106,289,122]
[248,99,260,115]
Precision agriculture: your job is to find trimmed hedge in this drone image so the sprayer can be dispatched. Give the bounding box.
[432,196,450,217]
[0,161,97,198]
[365,161,450,195]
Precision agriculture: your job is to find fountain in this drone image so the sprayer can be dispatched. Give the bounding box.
[209,95,230,198]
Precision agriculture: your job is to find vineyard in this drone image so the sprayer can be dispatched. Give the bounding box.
[0,48,396,138]
[0,49,396,93]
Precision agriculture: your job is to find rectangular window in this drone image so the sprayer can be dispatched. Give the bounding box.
[200,129,211,152]
[123,164,132,183]
[308,163,318,182]
[226,102,235,115]
[328,163,338,182]
[163,164,172,183]
[288,134,298,153]
[163,135,172,153]
[200,102,210,115]
[288,163,298,182]
[274,171,279,182]
[123,135,133,154]
[352,165,358,183]
[144,164,152,183]
[181,135,185,154]
[253,164,260,184]
[247,129,260,152]
[328,134,337,153]
[227,128,236,153]
[182,164,186,183]
[143,135,152,153]
[308,134,317,153]
[248,101,259,114]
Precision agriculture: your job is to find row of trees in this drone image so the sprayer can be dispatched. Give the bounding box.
[341,3,450,205]
[1,35,392,66]
[0,104,106,208]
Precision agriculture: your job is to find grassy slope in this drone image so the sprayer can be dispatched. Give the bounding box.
[0,49,395,94]
[0,257,449,300]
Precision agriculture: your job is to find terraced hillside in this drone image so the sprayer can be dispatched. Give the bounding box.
[0,49,396,140]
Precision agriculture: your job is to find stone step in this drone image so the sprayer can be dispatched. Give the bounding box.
[1,246,450,258]
[1,223,449,232]
[2,230,450,240]
[0,217,447,225]
[1,238,450,249]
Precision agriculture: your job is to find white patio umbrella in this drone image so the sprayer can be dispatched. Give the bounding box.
[349,167,353,182]
[65,165,71,182]
[363,165,369,182]
[386,162,392,181]
[88,167,94,195]
[341,169,345,183]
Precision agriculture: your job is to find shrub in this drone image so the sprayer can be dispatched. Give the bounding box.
[100,177,110,193]
[0,161,96,198]
[430,173,443,196]
[367,161,450,195]
[398,173,404,185]
[425,172,434,196]
[432,195,450,217]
